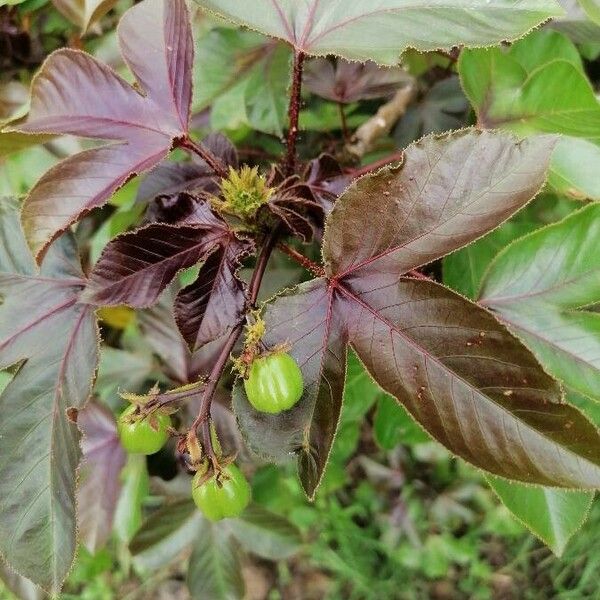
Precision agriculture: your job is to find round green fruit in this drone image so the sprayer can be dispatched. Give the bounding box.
[117,404,171,455]
[192,464,251,521]
[243,352,304,414]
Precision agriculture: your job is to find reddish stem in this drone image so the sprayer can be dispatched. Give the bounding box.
[179,136,228,179]
[338,102,350,141]
[278,242,325,277]
[283,50,306,177]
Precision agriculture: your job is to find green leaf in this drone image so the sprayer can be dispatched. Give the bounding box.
[194,0,563,65]
[194,28,291,136]
[460,50,600,138]
[228,504,302,560]
[487,476,593,556]
[0,201,99,594]
[480,204,600,401]
[343,351,381,422]
[187,524,244,600]
[443,221,537,300]
[459,29,600,200]
[374,395,430,450]
[547,137,600,200]
[129,500,203,572]
[579,0,600,23]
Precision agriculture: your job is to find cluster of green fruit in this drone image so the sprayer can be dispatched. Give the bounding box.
[117,351,304,521]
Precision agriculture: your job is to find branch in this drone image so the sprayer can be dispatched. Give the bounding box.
[189,227,281,458]
[179,136,228,179]
[345,80,417,158]
[283,50,306,177]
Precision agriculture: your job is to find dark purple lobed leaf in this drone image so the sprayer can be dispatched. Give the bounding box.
[344,277,600,488]
[323,129,557,280]
[304,154,351,217]
[0,204,99,593]
[77,401,126,554]
[13,0,193,261]
[239,129,600,497]
[174,235,254,352]
[82,199,233,307]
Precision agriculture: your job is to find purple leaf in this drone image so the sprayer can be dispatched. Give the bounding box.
[236,129,600,497]
[345,277,600,489]
[174,235,254,352]
[82,198,232,307]
[14,0,193,261]
[304,154,351,216]
[0,203,99,593]
[304,58,412,103]
[323,129,557,279]
[77,401,126,553]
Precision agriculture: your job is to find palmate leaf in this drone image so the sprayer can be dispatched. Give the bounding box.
[0,201,99,593]
[235,129,600,498]
[174,236,253,352]
[11,0,193,261]
[479,204,600,401]
[194,0,563,65]
[83,198,251,309]
[304,58,411,104]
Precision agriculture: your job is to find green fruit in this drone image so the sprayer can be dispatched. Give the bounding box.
[192,464,251,521]
[117,404,171,455]
[243,352,304,414]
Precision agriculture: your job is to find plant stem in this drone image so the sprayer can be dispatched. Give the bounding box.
[278,242,325,277]
[283,50,306,177]
[190,227,281,452]
[338,102,350,141]
[179,136,228,178]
